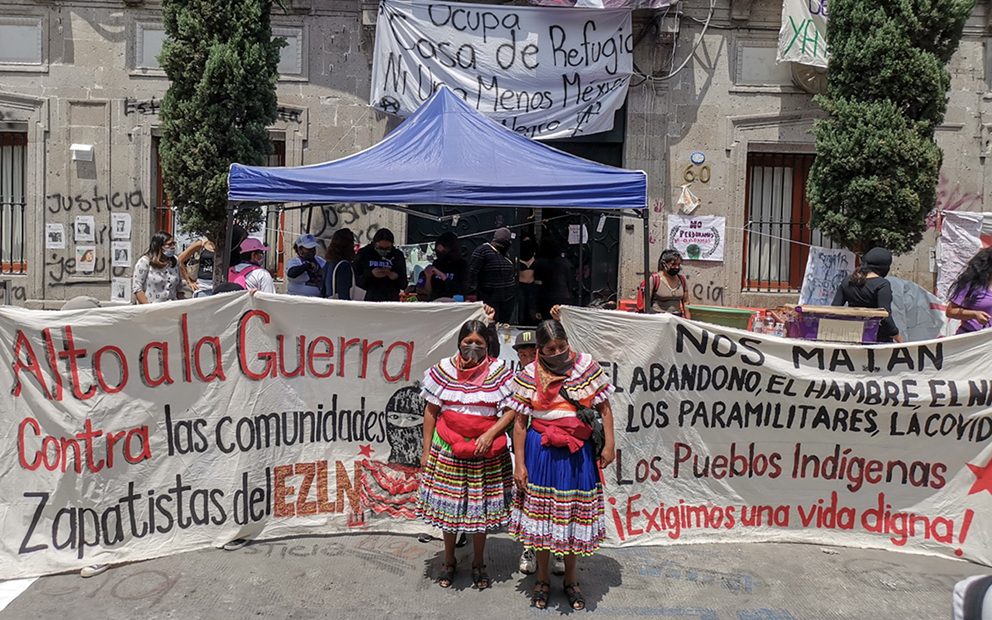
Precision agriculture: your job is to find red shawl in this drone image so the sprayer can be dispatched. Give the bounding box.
[435,410,506,459]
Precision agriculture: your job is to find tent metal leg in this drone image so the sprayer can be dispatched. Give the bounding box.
[223,202,238,283]
[642,207,652,314]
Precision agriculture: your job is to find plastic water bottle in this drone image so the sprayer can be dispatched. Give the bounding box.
[774,322,786,338]
[765,316,775,334]
[752,318,764,334]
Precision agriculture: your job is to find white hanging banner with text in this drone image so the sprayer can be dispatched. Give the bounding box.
[370,0,633,139]
[562,306,992,566]
[777,0,829,68]
[668,214,725,262]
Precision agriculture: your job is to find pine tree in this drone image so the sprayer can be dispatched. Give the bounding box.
[807,0,974,254]
[158,0,283,276]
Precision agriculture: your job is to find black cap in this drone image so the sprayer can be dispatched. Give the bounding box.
[513,331,537,351]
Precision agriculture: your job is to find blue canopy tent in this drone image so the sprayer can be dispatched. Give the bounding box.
[225,86,652,309]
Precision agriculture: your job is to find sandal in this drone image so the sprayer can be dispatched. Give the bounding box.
[472,564,491,590]
[532,580,550,609]
[438,561,456,588]
[564,582,585,610]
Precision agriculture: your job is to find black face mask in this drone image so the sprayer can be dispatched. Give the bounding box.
[459,344,487,364]
[666,267,681,276]
[540,349,574,376]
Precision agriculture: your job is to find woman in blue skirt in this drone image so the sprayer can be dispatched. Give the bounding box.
[508,319,616,610]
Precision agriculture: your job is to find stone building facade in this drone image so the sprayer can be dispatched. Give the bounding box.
[0,0,988,309]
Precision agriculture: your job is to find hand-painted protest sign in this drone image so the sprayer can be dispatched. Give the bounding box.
[371,0,633,139]
[5,297,992,578]
[563,306,992,565]
[777,0,828,68]
[528,0,674,6]
[668,214,725,261]
[798,246,854,306]
[0,295,483,578]
[939,212,992,301]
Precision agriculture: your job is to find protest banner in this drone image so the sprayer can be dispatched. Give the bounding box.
[4,297,992,578]
[562,306,992,565]
[0,294,484,578]
[668,214,725,261]
[939,212,992,300]
[370,0,633,139]
[798,246,854,306]
[777,0,828,68]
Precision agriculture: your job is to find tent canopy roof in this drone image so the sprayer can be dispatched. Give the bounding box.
[228,87,646,211]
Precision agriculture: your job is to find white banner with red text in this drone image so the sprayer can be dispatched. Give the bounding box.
[3,296,992,578]
[0,294,483,579]
[562,306,992,565]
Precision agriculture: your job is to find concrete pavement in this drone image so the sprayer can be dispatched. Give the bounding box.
[0,533,981,619]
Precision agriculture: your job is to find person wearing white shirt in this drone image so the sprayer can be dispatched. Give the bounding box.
[286,233,326,297]
[228,238,276,294]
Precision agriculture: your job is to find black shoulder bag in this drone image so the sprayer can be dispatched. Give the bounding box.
[560,390,605,460]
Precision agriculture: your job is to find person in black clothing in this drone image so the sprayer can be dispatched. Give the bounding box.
[831,247,904,343]
[354,228,408,302]
[418,232,468,301]
[517,235,538,326]
[468,227,517,322]
[533,237,573,322]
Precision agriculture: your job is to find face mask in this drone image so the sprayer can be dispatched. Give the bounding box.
[163,249,176,258]
[300,249,316,260]
[459,344,487,364]
[666,267,681,276]
[376,246,391,258]
[540,349,574,376]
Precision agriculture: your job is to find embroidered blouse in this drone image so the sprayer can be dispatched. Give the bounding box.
[421,356,515,417]
[508,352,614,420]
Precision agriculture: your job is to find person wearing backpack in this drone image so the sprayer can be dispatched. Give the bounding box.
[321,228,360,300]
[228,238,276,293]
[638,249,691,318]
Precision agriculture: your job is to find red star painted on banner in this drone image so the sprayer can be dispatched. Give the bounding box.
[967,459,992,496]
[358,445,374,458]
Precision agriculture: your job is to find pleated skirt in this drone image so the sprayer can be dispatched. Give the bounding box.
[416,430,513,533]
[509,427,606,556]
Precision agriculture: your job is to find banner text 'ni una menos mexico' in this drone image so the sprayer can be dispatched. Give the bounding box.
[370,0,633,139]
[2,297,992,577]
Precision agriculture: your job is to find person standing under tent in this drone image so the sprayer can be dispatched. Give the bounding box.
[469,227,517,322]
[417,320,517,589]
[354,228,407,302]
[321,229,359,300]
[285,233,326,297]
[418,232,468,301]
[508,319,616,610]
[533,237,572,322]
[229,238,276,294]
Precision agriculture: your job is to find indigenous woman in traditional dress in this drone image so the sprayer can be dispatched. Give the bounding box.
[508,319,616,610]
[418,319,517,589]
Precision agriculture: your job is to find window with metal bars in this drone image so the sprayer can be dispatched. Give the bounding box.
[742,152,833,292]
[0,132,27,273]
[153,138,286,276]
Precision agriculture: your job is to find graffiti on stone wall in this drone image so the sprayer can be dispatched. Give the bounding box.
[690,280,725,306]
[308,203,382,245]
[0,283,27,304]
[45,224,129,283]
[47,189,148,214]
[927,173,982,229]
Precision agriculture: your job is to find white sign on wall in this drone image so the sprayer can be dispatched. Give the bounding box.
[777,0,829,68]
[371,0,633,139]
[667,214,725,261]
